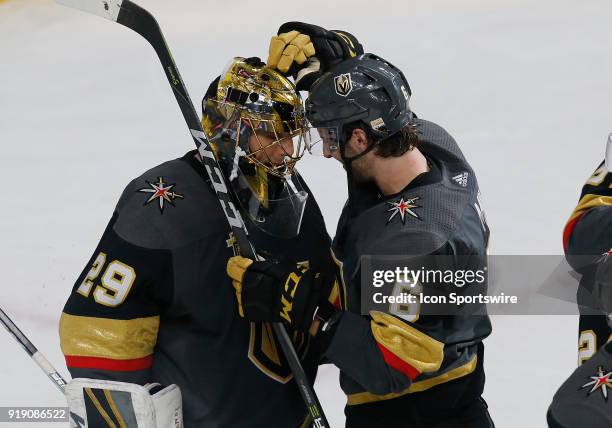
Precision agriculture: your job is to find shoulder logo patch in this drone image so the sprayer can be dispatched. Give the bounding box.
[581,365,612,400]
[138,176,184,213]
[386,196,421,225]
[334,73,353,97]
[452,172,469,187]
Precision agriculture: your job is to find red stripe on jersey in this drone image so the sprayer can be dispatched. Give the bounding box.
[563,214,584,253]
[376,343,420,380]
[333,296,341,310]
[65,355,153,372]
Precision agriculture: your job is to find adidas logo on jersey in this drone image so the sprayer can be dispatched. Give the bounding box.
[452,172,469,187]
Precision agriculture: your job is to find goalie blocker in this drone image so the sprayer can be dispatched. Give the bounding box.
[66,378,182,428]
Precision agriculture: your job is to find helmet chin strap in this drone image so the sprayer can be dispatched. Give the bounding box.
[339,134,378,173]
[340,135,381,209]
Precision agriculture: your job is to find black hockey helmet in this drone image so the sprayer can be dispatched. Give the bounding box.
[306,53,413,156]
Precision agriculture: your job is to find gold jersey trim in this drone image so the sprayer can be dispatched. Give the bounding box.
[246,322,309,384]
[60,313,159,360]
[346,354,478,406]
[370,311,445,374]
[567,194,612,224]
[330,248,348,310]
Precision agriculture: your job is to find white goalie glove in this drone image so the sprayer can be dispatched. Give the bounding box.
[66,378,183,428]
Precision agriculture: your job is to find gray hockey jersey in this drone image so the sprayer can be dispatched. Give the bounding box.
[323,118,492,407]
[59,151,332,427]
[548,341,612,428]
[563,160,612,362]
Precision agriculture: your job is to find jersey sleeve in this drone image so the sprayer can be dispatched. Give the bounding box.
[320,231,448,395]
[564,162,612,259]
[322,310,444,395]
[565,205,612,257]
[59,211,173,385]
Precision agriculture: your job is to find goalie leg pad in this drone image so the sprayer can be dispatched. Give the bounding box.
[66,378,183,428]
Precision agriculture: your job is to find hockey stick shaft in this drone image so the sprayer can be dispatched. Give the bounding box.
[606,133,612,173]
[0,306,67,393]
[54,1,329,425]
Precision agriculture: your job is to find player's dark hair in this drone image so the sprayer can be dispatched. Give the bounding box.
[375,123,420,157]
[342,121,420,158]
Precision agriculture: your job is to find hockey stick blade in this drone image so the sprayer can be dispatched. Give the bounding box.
[55,0,123,22]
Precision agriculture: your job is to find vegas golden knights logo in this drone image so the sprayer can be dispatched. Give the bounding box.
[249,261,311,383]
[248,322,309,383]
[334,73,353,96]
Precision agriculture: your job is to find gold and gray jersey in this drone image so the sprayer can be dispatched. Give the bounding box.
[563,161,612,362]
[325,118,492,406]
[59,151,332,427]
[548,341,612,428]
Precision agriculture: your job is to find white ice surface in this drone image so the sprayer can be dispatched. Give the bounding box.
[2,0,611,426]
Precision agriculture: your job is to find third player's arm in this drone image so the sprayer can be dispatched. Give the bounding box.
[565,205,612,257]
[564,162,612,259]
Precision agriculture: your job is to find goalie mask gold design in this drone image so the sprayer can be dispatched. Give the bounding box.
[200,58,310,238]
[202,57,309,178]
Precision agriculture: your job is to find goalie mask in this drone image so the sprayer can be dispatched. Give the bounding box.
[201,57,310,238]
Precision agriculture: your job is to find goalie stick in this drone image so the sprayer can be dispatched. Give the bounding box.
[606,133,612,173]
[0,306,67,393]
[54,1,329,426]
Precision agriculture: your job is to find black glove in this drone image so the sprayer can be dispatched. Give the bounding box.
[267,22,364,91]
[227,256,336,332]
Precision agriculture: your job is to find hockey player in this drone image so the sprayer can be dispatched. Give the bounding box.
[547,138,612,427]
[227,23,494,428]
[59,57,335,427]
[562,142,612,359]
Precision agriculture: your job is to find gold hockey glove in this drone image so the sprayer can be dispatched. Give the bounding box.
[267,22,363,91]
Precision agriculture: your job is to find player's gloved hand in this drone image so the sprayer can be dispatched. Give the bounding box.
[227,256,336,332]
[267,22,364,91]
